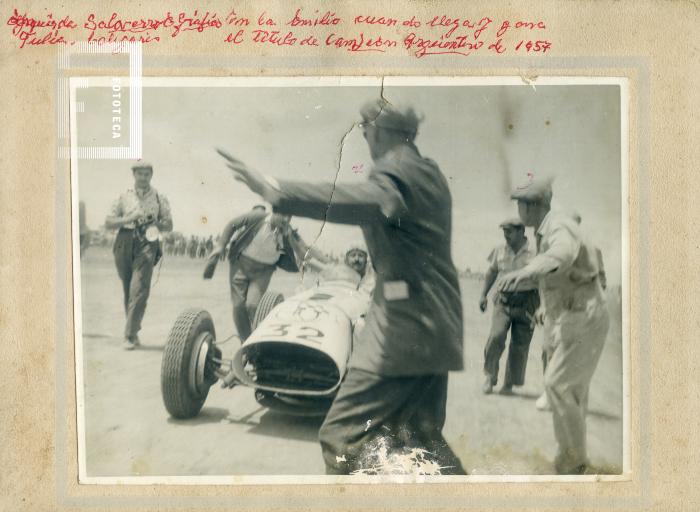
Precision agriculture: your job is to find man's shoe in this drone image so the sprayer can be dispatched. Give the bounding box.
[499,384,514,395]
[122,338,136,351]
[132,335,141,347]
[482,377,494,395]
[556,462,587,475]
[220,369,238,389]
[535,392,550,411]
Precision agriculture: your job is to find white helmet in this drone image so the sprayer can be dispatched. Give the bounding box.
[345,242,368,258]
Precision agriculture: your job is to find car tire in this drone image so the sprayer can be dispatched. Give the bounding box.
[251,291,284,330]
[161,308,219,419]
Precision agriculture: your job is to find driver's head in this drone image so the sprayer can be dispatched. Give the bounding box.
[344,244,368,277]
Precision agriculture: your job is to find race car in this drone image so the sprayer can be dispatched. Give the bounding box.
[160,278,371,419]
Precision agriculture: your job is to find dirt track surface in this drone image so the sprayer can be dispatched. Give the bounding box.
[79,247,623,477]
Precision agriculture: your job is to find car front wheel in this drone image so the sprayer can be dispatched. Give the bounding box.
[161,308,221,419]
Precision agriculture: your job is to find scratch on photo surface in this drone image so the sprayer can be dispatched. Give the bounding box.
[351,436,449,476]
[300,78,387,282]
[519,73,538,91]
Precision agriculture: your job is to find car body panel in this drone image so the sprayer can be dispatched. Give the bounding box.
[232,280,371,397]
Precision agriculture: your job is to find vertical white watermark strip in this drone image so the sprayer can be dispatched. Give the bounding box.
[129,42,143,159]
[61,41,142,160]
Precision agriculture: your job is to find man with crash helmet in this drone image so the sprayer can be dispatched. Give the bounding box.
[218,98,466,475]
[300,241,375,293]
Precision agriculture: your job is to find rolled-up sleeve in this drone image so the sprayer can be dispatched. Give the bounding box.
[487,247,499,272]
[274,170,408,226]
[523,224,580,278]
[108,195,123,219]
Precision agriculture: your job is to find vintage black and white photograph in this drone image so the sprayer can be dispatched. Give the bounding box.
[71,76,628,483]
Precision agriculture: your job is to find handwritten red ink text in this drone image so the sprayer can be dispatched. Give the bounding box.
[404,32,484,58]
[5,7,552,57]
[426,15,492,39]
[287,8,341,27]
[326,33,397,53]
[354,15,398,27]
[7,9,76,35]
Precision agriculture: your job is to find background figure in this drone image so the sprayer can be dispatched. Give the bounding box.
[498,178,609,474]
[220,98,466,476]
[197,237,207,258]
[104,162,173,350]
[187,236,197,259]
[479,218,539,395]
[78,200,90,255]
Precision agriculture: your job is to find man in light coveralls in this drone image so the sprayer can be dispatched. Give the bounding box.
[497,177,610,474]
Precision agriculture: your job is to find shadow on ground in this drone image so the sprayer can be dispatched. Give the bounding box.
[246,410,325,443]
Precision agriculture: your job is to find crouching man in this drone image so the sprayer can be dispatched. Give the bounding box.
[206,209,314,342]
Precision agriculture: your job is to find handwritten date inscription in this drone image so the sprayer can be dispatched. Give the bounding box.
[6,7,552,57]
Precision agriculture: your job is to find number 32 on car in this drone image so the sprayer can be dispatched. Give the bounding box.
[257,323,325,344]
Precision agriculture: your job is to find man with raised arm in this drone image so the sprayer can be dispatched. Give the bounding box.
[218,98,466,475]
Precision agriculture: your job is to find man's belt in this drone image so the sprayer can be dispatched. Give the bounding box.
[498,289,539,307]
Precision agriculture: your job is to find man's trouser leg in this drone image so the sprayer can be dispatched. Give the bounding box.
[483,302,511,386]
[244,268,274,327]
[541,331,555,385]
[124,239,156,340]
[544,307,609,473]
[404,374,466,475]
[318,369,466,475]
[229,261,252,341]
[504,306,536,387]
[229,257,275,341]
[113,229,134,316]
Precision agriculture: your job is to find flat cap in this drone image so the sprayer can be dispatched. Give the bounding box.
[510,176,553,203]
[131,161,153,171]
[359,99,421,135]
[499,217,525,228]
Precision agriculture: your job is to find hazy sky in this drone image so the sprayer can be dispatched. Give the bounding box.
[75,80,623,284]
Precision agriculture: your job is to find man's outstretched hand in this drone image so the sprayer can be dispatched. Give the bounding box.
[216,148,280,203]
[497,268,530,293]
[203,248,222,279]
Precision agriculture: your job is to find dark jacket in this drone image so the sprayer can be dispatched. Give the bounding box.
[224,210,300,272]
[272,144,464,376]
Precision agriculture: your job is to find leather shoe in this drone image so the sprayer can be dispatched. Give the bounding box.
[482,377,494,395]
